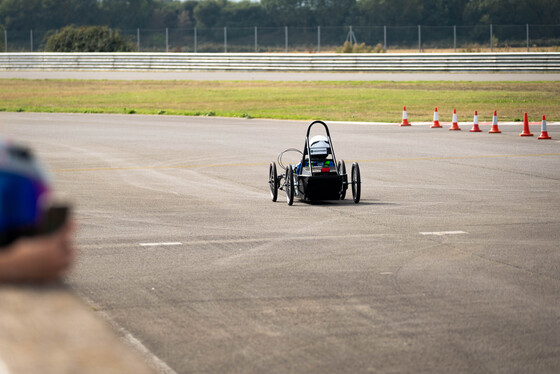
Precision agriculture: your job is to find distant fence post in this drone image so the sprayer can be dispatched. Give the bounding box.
[254,26,257,52]
[224,27,227,53]
[383,25,387,51]
[166,28,169,52]
[453,25,456,52]
[137,28,140,52]
[194,27,197,53]
[30,30,33,52]
[285,26,288,53]
[526,24,529,52]
[490,24,493,52]
[4,29,7,52]
[418,25,421,53]
[317,26,321,53]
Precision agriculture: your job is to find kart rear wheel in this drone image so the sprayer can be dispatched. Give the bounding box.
[351,162,361,204]
[269,162,278,202]
[338,159,347,200]
[286,166,294,206]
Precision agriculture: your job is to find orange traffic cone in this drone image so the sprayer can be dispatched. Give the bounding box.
[449,109,461,131]
[470,111,482,132]
[431,107,442,128]
[519,112,534,136]
[489,110,501,134]
[400,106,410,126]
[538,115,551,140]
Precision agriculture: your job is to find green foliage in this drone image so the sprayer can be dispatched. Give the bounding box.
[0,0,100,30]
[0,0,559,31]
[460,43,483,53]
[336,41,384,53]
[356,0,423,26]
[45,25,134,52]
[311,0,356,27]
[194,0,226,28]
[222,1,267,27]
[492,35,499,49]
[261,0,314,26]
[463,0,560,25]
[99,0,154,30]
[372,43,384,53]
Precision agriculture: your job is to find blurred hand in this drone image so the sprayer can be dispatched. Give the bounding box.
[0,219,76,283]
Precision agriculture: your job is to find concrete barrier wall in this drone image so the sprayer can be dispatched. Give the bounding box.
[1,52,560,72]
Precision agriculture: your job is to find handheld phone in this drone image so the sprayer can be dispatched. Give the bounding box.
[37,204,71,235]
[0,205,71,249]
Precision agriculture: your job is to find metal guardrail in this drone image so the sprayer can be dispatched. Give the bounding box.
[1,52,560,72]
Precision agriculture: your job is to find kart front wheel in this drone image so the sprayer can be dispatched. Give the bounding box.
[351,162,361,204]
[269,162,278,202]
[286,166,294,206]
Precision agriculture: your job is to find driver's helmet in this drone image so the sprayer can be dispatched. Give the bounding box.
[309,135,330,159]
[0,138,51,247]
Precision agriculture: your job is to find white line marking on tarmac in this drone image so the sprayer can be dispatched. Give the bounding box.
[140,242,182,247]
[180,234,386,246]
[141,235,386,248]
[119,327,178,374]
[81,296,178,374]
[420,231,468,236]
[81,234,389,250]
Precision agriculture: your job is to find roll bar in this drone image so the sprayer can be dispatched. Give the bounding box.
[300,120,339,175]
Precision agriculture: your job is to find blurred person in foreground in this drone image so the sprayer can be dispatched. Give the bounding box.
[0,138,75,283]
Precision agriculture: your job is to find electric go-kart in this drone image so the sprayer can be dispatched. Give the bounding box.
[268,120,361,205]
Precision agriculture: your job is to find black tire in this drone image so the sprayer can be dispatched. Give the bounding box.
[286,166,294,206]
[269,162,278,202]
[351,162,361,204]
[338,160,347,200]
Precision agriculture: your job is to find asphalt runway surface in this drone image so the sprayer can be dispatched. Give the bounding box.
[1,112,559,373]
[1,70,560,81]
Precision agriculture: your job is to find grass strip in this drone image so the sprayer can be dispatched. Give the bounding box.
[0,79,559,122]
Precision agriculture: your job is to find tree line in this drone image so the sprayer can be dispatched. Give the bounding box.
[0,0,558,31]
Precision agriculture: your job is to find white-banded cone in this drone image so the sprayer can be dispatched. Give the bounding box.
[470,111,481,132]
[489,111,501,133]
[449,109,460,131]
[538,115,551,139]
[431,107,442,128]
[401,106,410,126]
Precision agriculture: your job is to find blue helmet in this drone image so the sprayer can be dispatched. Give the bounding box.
[0,138,51,247]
